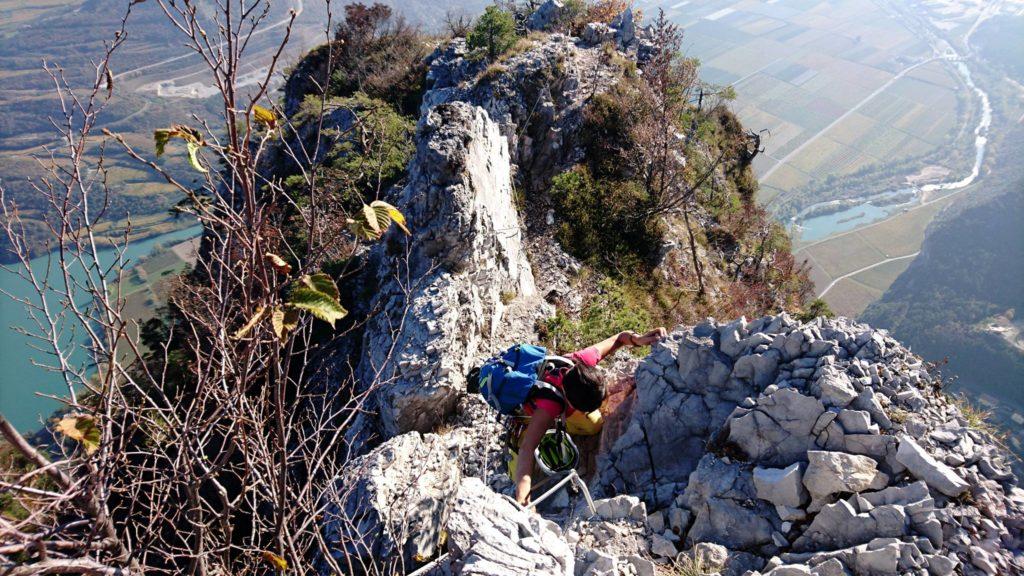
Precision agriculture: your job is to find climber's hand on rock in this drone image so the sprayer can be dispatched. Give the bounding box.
[632,327,667,346]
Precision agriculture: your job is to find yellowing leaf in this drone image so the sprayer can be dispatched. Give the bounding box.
[370,200,410,235]
[154,124,207,173]
[261,551,288,571]
[288,274,347,327]
[55,415,101,455]
[265,252,292,275]
[253,104,278,128]
[233,305,267,339]
[348,201,410,240]
[270,306,300,340]
[185,140,208,173]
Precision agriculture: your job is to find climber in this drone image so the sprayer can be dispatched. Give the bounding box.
[468,327,668,505]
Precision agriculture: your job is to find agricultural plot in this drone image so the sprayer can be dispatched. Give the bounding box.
[824,278,884,317]
[645,0,963,206]
[799,232,886,280]
[850,258,914,293]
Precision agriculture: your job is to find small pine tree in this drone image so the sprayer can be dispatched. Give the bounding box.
[468,6,517,60]
[799,298,835,321]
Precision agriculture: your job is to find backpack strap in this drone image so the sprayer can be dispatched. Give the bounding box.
[532,380,565,403]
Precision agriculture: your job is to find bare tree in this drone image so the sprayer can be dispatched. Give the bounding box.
[0,1,416,574]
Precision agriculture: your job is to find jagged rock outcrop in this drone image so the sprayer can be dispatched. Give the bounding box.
[596,315,1024,574]
[422,33,624,193]
[446,478,575,575]
[328,313,1024,576]
[354,101,546,438]
[321,433,460,572]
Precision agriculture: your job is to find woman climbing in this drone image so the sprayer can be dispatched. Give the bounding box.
[467,327,668,505]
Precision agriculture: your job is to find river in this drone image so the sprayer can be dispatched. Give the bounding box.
[793,55,993,244]
[0,225,202,432]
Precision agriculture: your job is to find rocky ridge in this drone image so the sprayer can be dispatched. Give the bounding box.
[309,7,1023,576]
[329,313,1024,575]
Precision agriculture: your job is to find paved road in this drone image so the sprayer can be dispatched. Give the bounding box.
[817,251,920,298]
[760,56,941,187]
[112,0,304,83]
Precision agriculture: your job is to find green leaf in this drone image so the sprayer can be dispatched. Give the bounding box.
[288,274,347,326]
[55,415,101,455]
[302,272,340,301]
[154,129,171,157]
[185,140,207,173]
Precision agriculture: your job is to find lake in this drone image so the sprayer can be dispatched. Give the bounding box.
[0,225,202,432]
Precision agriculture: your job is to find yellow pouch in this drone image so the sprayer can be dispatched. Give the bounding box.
[565,409,603,436]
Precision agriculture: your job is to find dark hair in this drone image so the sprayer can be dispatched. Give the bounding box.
[562,361,606,413]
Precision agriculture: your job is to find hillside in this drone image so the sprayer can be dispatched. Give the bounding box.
[861,126,1024,455]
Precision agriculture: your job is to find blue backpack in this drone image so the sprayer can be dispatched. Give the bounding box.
[470,343,567,415]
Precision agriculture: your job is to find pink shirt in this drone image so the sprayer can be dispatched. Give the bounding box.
[525,346,602,419]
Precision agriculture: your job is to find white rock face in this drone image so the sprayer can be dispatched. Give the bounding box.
[357,102,545,437]
[754,463,809,509]
[813,367,858,408]
[595,315,1023,574]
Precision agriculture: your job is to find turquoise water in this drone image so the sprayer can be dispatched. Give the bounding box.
[796,199,914,242]
[0,225,202,432]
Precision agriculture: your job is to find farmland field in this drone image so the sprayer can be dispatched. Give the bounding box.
[640,0,967,217]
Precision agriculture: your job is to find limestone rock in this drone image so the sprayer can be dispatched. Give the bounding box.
[802,451,889,510]
[357,102,543,438]
[648,533,677,558]
[727,388,826,466]
[447,478,573,575]
[527,0,564,31]
[792,499,907,552]
[682,455,774,551]
[754,463,809,508]
[895,436,969,497]
[594,495,646,522]
[610,8,635,47]
[322,433,460,569]
[813,368,858,408]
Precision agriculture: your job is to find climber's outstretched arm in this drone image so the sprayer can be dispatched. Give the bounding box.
[515,407,556,505]
[587,327,669,361]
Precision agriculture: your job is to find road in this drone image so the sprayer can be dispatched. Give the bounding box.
[817,252,920,298]
[112,0,304,83]
[760,56,941,187]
